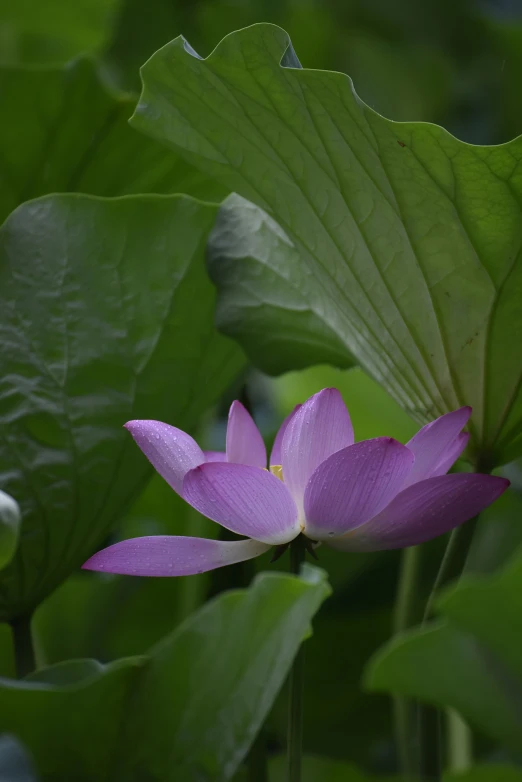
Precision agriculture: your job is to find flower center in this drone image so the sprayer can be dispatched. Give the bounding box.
[270,464,283,481]
[269,464,308,535]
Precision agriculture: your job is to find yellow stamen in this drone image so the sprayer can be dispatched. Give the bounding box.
[270,464,283,481]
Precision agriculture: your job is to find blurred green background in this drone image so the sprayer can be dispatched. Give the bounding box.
[1,0,522,777]
[1,0,521,144]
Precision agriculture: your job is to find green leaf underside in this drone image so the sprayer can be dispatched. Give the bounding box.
[0,569,330,782]
[0,58,226,224]
[365,549,522,753]
[131,23,522,465]
[0,193,245,620]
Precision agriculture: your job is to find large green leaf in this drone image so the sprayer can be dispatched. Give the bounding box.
[0,657,144,781]
[131,24,522,466]
[0,193,245,620]
[445,769,522,782]
[269,756,522,782]
[35,474,219,663]
[0,58,224,223]
[0,491,20,570]
[269,754,399,781]
[365,549,522,753]
[0,569,330,782]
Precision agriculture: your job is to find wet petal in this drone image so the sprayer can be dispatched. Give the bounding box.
[303,438,414,539]
[282,388,354,514]
[125,420,204,495]
[330,473,509,551]
[270,405,301,467]
[82,536,270,577]
[404,407,472,488]
[432,432,469,477]
[183,462,299,545]
[226,401,267,468]
[204,451,228,462]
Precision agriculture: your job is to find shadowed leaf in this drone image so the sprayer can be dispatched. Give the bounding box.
[0,193,244,619]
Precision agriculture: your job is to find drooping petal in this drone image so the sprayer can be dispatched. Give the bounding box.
[270,405,301,467]
[282,388,354,514]
[226,401,267,468]
[82,536,270,577]
[183,462,299,545]
[125,420,204,495]
[303,438,414,539]
[204,451,228,462]
[432,432,469,477]
[403,407,472,488]
[329,473,509,552]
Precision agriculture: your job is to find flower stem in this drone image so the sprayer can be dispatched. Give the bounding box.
[423,517,478,623]
[418,514,480,780]
[447,709,472,773]
[393,546,422,778]
[287,536,306,782]
[10,613,35,679]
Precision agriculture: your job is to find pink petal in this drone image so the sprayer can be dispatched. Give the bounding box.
[403,407,472,488]
[303,438,414,539]
[282,388,354,514]
[183,462,299,545]
[226,401,267,468]
[82,536,270,577]
[204,451,228,462]
[432,432,470,477]
[270,405,301,466]
[330,474,510,552]
[125,420,204,495]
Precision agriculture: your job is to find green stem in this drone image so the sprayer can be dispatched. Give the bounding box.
[393,546,422,778]
[423,517,479,623]
[288,537,306,782]
[10,613,35,679]
[395,546,422,632]
[418,514,480,779]
[447,709,472,773]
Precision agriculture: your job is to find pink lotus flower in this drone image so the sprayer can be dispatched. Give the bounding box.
[83,389,509,577]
